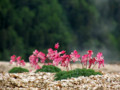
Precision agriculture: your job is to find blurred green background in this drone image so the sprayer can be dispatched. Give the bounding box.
[0,0,120,63]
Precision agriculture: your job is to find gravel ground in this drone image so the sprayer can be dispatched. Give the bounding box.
[0,72,120,90]
[0,62,120,90]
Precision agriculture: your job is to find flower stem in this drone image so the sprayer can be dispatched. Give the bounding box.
[79,58,83,69]
[86,62,87,69]
[92,62,97,69]
[66,66,69,71]
[70,63,72,70]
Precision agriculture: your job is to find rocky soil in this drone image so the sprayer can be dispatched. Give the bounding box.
[0,62,120,90]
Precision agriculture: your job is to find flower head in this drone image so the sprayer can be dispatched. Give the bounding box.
[10,55,16,64]
[10,55,26,66]
[37,52,46,61]
[70,50,80,62]
[88,58,96,68]
[96,52,104,68]
[87,50,93,60]
[87,50,93,55]
[81,54,88,65]
[33,49,39,55]
[20,60,26,66]
[29,55,38,66]
[35,65,41,70]
[59,50,66,54]
[61,54,70,67]
[54,43,59,49]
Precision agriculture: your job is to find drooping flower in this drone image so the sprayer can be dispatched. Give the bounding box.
[16,56,22,65]
[48,48,53,53]
[29,55,38,66]
[59,50,66,54]
[87,50,93,55]
[96,52,104,68]
[47,47,66,66]
[29,54,42,69]
[29,49,47,69]
[10,55,16,64]
[81,54,88,65]
[35,65,41,70]
[87,50,93,60]
[53,57,62,66]
[37,52,46,60]
[20,60,26,66]
[98,59,104,68]
[47,48,55,60]
[88,57,96,68]
[33,49,39,55]
[11,55,16,61]
[54,43,59,49]
[70,50,80,62]
[10,55,26,66]
[61,54,70,67]
[96,52,103,60]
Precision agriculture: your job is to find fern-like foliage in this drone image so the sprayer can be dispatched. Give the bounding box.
[35,65,61,73]
[55,68,102,80]
[9,67,29,73]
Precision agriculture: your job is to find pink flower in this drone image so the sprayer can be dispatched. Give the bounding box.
[37,52,46,59]
[20,60,26,66]
[29,50,46,69]
[10,55,16,64]
[98,59,104,68]
[29,54,40,69]
[61,54,70,67]
[48,48,53,53]
[47,48,56,60]
[35,65,41,70]
[33,49,39,55]
[29,55,38,66]
[54,43,59,49]
[96,52,103,60]
[53,57,62,66]
[47,48,65,66]
[87,50,93,55]
[88,58,96,68]
[16,56,21,65]
[70,50,80,62]
[41,59,46,63]
[59,50,66,54]
[16,56,25,66]
[10,60,14,64]
[96,52,104,68]
[10,55,16,61]
[81,54,88,65]
[37,52,46,63]
[10,55,26,67]
[87,50,93,60]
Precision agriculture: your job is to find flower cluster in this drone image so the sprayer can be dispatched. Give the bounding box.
[28,43,104,70]
[10,43,104,70]
[10,55,25,66]
[29,50,45,69]
[81,50,104,69]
